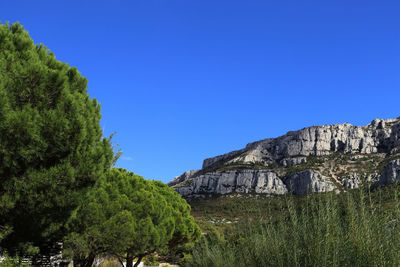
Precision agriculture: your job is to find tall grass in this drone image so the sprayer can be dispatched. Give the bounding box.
[186,188,400,267]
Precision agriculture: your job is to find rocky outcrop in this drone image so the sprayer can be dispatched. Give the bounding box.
[174,170,288,197]
[377,159,400,186]
[338,173,363,189]
[284,170,336,195]
[173,169,339,198]
[170,117,400,198]
[202,118,400,170]
[168,170,200,187]
[338,172,379,189]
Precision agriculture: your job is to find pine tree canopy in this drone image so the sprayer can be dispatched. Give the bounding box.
[0,22,114,257]
[64,168,201,267]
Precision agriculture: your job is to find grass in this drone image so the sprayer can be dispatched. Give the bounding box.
[185,186,400,267]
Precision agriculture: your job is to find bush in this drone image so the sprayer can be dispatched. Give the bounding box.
[143,254,159,266]
[186,188,400,266]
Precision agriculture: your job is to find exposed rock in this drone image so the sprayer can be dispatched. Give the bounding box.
[174,170,288,197]
[339,172,379,189]
[367,173,380,183]
[172,169,337,197]
[377,159,400,186]
[339,173,362,189]
[168,170,200,187]
[350,155,364,160]
[170,117,400,198]
[283,170,336,195]
[202,118,400,170]
[280,157,307,167]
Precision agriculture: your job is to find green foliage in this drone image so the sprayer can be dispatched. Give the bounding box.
[64,168,200,266]
[0,252,32,266]
[102,262,121,267]
[186,187,400,266]
[143,254,159,266]
[0,22,114,257]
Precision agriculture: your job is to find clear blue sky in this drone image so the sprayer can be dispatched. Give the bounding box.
[1,1,399,183]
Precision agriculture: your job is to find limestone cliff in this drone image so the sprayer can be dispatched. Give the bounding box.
[169,117,400,198]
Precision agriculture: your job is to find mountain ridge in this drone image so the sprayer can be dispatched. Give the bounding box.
[169,117,400,198]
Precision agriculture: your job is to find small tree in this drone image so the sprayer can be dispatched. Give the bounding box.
[0,22,114,259]
[64,168,200,267]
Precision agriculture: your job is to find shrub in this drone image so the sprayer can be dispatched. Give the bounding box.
[186,188,400,266]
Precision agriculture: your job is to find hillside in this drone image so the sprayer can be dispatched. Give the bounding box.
[169,117,400,197]
[183,184,400,267]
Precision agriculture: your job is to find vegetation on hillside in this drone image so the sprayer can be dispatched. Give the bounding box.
[185,186,400,267]
[214,152,388,182]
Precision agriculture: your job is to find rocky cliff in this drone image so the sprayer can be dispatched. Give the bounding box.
[169,117,400,198]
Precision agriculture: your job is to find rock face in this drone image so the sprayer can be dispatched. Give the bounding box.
[202,118,400,170]
[338,173,363,189]
[168,170,200,187]
[338,172,379,189]
[174,170,288,197]
[377,159,400,186]
[169,117,400,198]
[284,170,336,195]
[173,169,337,198]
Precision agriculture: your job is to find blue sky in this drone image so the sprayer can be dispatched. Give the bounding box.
[1,0,399,183]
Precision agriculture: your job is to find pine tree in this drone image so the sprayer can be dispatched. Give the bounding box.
[64,168,200,267]
[0,22,114,258]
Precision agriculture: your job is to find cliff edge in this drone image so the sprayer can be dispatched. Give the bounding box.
[169,117,400,198]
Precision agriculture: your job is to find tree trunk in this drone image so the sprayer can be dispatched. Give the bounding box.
[84,253,96,267]
[73,258,85,267]
[73,253,95,267]
[126,255,133,267]
[133,255,143,267]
